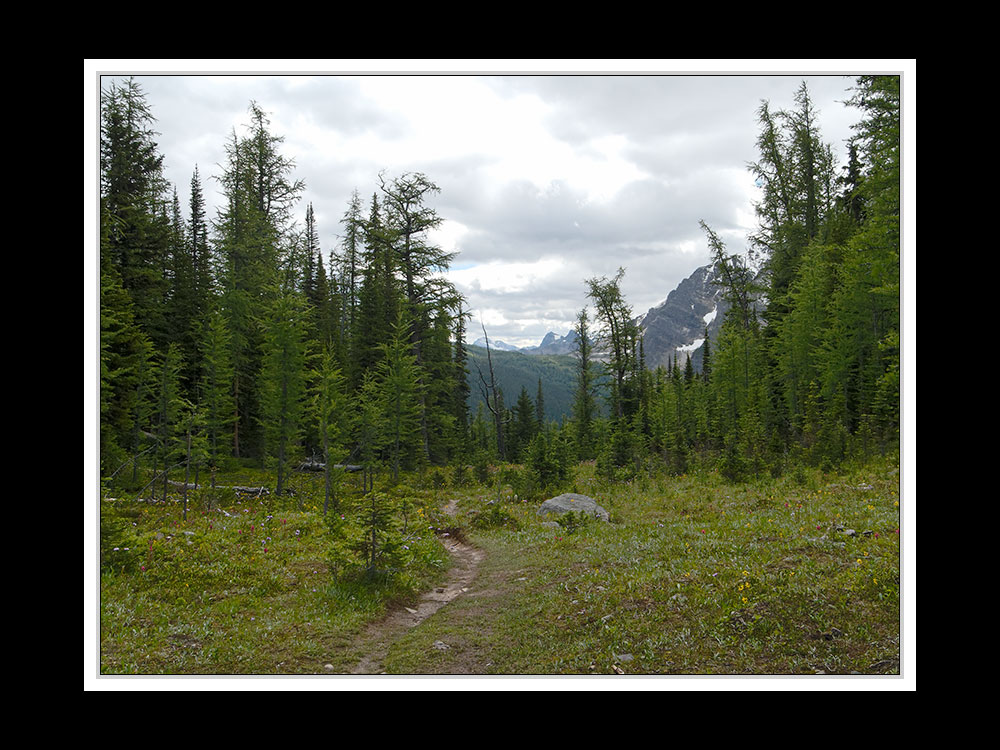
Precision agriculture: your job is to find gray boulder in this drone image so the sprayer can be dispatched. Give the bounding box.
[537,493,610,522]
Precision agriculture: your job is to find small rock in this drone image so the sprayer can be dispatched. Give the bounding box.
[432,640,450,651]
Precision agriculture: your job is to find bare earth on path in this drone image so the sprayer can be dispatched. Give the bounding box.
[346,497,484,675]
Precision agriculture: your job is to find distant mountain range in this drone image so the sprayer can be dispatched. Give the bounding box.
[471,263,729,371]
[472,329,580,357]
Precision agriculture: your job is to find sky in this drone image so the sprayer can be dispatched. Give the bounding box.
[88,60,911,349]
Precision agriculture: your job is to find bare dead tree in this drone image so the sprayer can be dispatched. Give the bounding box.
[474,322,511,461]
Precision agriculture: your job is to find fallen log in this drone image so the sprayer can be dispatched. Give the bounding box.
[231,486,270,498]
[165,480,272,496]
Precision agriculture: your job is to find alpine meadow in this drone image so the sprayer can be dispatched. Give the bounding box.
[94,73,907,684]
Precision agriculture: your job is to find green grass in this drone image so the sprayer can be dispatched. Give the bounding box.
[97,457,903,677]
[99,468,451,674]
[381,459,902,676]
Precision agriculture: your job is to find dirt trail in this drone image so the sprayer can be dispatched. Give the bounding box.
[347,498,484,675]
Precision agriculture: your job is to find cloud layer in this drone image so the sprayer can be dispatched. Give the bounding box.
[112,70,861,347]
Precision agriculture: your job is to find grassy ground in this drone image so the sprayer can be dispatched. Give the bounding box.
[96,456,903,679]
[98,468,452,674]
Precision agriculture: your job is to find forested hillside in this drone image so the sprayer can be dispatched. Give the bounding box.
[98,75,900,496]
[466,347,585,423]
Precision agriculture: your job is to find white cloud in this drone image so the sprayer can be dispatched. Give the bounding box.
[446,257,564,295]
[94,66,871,348]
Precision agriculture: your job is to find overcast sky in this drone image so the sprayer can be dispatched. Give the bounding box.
[90,61,904,348]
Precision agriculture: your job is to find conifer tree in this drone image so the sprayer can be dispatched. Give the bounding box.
[303,203,320,303]
[376,311,425,482]
[536,378,546,431]
[312,346,348,513]
[378,171,459,459]
[199,308,235,488]
[188,166,212,305]
[451,305,472,457]
[701,220,767,470]
[214,102,304,458]
[834,75,900,448]
[260,287,309,499]
[100,245,155,477]
[353,371,387,494]
[572,307,598,460]
[509,385,537,462]
[100,77,172,350]
[312,251,336,351]
[422,306,459,464]
[352,193,399,386]
[700,327,712,384]
[338,189,365,336]
[587,268,639,422]
[165,184,202,391]
[152,343,188,502]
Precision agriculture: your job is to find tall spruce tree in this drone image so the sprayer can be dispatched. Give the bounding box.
[338,189,365,336]
[509,386,537,462]
[100,76,171,350]
[352,192,399,387]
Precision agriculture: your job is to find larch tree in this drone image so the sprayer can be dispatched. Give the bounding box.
[376,310,425,483]
[377,171,459,460]
[312,345,348,514]
[586,268,639,423]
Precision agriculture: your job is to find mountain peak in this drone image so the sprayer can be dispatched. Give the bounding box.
[638,263,725,371]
